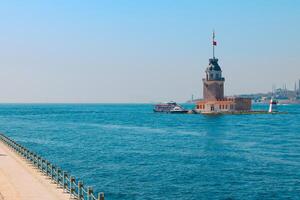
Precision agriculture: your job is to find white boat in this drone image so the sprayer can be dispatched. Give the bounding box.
[170,106,188,114]
[153,101,188,113]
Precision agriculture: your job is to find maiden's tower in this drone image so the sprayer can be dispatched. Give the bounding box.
[195,32,251,114]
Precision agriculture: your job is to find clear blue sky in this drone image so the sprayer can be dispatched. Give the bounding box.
[0,0,299,103]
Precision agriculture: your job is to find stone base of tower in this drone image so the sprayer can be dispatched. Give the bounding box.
[203,79,225,100]
[195,97,251,114]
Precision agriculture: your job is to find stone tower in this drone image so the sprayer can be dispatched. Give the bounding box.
[202,31,225,100]
[203,58,225,100]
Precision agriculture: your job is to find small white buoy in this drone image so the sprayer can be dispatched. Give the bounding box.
[268,98,277,113]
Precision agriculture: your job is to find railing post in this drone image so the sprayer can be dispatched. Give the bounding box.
[32,153,35,163]
[16,144,20,154]
[35,155,37,166]
[51,165,55,180]
[31,152,34,163]
[62,171,67,191]
[17,144,21,154]
[28,152,32,162]
[24,149,27,159]
[48,162,52,177]
[28,151,31,161]
[20,146,23,155]
[27,150,30,160]
[57,168,61,186]
[36,155,38,167]
[70,176,75,196]
[20,146,23,156]
[13,142,17,151]
[11,141,15,151]
[22,147,26,157]
[78,181,83,200]
[37,156,40,168]
[87,187,93,200]
[34,154,38,167]
[98,192,104,200]
[41,159,45,172]
[40,158,42,170]
[46,161,49,176]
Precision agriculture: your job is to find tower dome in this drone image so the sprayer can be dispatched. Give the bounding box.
[205,58,223,81]
[207,58,221,71]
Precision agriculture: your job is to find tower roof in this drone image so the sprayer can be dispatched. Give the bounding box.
[207,58,222,71]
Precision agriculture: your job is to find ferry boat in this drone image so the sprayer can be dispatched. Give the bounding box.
[153,101,188,113]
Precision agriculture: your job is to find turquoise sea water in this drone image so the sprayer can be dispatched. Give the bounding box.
[0,104,299,200]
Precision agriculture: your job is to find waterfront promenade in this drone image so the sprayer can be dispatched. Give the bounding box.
[0,141,70,200]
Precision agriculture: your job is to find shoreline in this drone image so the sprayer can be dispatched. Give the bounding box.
[0,141,70,200]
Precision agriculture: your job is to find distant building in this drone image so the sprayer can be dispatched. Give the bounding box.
[299,79,300,93]
[195,32,251,114]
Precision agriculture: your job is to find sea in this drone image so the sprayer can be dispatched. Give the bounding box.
[0,104,299,200]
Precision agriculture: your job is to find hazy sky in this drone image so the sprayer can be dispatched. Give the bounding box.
[0,0,299,103]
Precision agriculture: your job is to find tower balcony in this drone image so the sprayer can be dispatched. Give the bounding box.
[203,77,225,82]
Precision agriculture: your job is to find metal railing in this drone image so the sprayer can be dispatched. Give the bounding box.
[0,133,104,200]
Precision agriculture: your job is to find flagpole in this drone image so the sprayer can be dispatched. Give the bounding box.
[213,41,215,58]
[212,30,215,59]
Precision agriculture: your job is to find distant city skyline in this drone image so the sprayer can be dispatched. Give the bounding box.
[0,0,299,103]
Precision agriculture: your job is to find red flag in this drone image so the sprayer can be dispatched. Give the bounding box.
[212,30,217,46]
